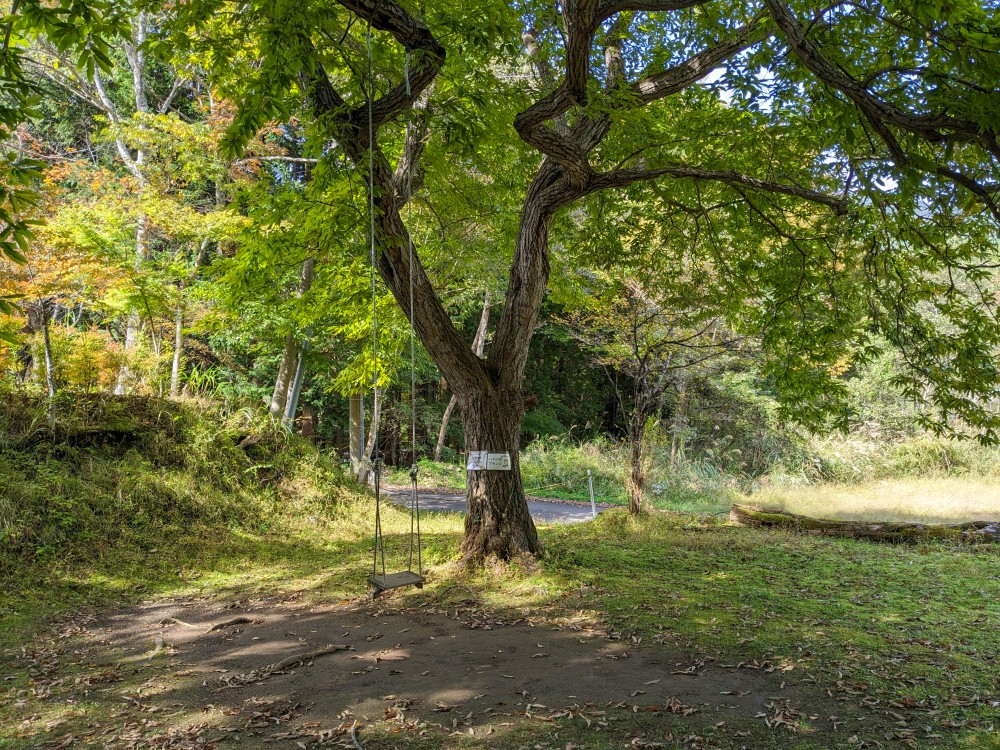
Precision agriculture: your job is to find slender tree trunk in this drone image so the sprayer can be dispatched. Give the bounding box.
[41,304,56,400]
[169,298,183,398]
[115,213,150,395]
[282,335,309,428]
[435,292,491,462]
[349,393,365,476]
[269,333,298,417]
[169,240,208,399]
[459,389,540,560]
[269,257,315,417]
[357,390,381,484]
[40,302,57,428]
[627,410,646,515]
[670,374,689,470]
[433,396,459,462]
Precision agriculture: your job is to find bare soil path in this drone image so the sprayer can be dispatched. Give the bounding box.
[12,592,867,749]
[384,487,610,523]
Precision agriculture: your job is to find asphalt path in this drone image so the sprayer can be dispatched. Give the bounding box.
[384,487,609,524]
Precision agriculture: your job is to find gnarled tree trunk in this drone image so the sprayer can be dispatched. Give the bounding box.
[459,389,539,559]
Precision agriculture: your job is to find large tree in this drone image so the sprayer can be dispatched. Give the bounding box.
[176,0,1000,561]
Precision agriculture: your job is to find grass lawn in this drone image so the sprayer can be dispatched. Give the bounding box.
[3,500,999,749]
[2,398,998,749]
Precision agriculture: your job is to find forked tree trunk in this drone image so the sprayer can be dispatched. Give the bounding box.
[298,13,551,561]
[434,292,491,462]
[459,389,540,560]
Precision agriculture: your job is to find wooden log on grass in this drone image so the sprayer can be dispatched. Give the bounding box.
[729,504,1000,543]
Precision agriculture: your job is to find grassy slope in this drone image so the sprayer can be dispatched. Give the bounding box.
[2,397,999,749]
[0,395,458,654]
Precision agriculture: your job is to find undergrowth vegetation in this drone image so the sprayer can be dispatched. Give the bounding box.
[0,394,460,651]
[390,429,1000,520]
[0,393,345,568]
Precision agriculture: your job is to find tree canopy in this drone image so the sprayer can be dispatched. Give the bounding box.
[4,0,1000,559]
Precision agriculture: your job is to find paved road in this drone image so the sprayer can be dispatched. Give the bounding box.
[384,488,608,524]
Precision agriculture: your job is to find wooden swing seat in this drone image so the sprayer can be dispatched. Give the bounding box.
[368,571,425,599]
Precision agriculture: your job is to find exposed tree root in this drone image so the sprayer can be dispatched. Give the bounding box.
[206,616,254,633]
[220,645,349,687]
[350,720,364,750]
[159,617,199,629]
[160,615,256,634]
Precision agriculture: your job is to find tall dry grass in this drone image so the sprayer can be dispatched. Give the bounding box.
[754,477,1000,524]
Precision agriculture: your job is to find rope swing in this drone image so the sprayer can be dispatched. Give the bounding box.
[366,19,425,599]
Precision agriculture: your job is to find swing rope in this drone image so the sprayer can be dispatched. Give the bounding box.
[366,14,423,591]
[404,50,423,578]
[366,13,386,582]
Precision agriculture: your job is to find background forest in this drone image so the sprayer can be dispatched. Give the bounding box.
[3,1,1000,521]
[4,1,1000,519]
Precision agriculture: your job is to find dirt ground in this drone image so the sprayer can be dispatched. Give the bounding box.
[12,591,867,749]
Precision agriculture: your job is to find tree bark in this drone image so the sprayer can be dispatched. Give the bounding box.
[269,333,298,417]
[459,389,540,560]
[730,504,1000,543]
[269,257,315,417]
[169,298,183,398]
[40,301,56,428]
[627,410,646,515]
[434,292,491,462]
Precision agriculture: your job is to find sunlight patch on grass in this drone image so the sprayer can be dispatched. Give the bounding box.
[755,477,1000,523]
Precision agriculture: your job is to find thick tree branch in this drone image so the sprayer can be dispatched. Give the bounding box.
[596,0,713,22]
[491,162,567,384]
[234,155,320,165]
[158,72,188,114]
[763,0,1000,161]
[523,24,570,135]
[26,58,105,111]
[603,12,632,90]
[392,90,432,202]
[335,0,445,137]
[296,0,488,394]
[589,164,849,213]
[631,19,768,105]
